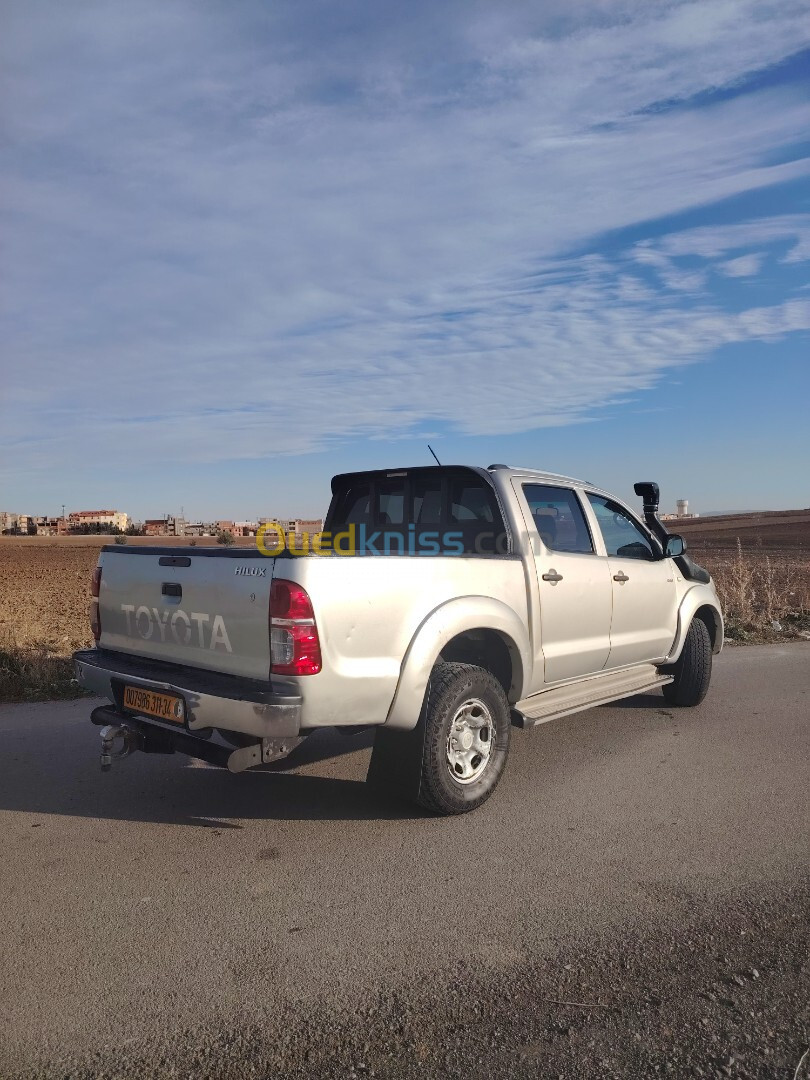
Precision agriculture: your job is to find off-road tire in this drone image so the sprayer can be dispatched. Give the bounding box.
[661,618,712,707]
[416,662,511,815]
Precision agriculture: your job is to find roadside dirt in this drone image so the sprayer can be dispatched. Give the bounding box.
[0,541,98,654]
[675,508,810,555]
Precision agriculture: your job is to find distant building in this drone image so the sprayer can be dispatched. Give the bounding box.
[291,518,324,536]
[257,517,324,549]
[31,516,67,536]
[1,512,71,535]
[69,509,129,532]
[259,517,323,536]
[144,516,186,536]
[660,498,699,522]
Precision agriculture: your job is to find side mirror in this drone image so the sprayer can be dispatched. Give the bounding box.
[665,534,685,558]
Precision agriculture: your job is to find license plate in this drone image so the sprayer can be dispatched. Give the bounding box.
[123,686,185,723]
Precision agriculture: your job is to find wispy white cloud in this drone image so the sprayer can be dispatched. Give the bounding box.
[719,254,764,277]
[657,216,810,260]
[631,245,707,292]
[1,0,809,478]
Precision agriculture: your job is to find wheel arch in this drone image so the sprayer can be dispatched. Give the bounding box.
[666,588,724,664]
[694,603,723,652]
[439,629,517,697]
[383,597,530,730]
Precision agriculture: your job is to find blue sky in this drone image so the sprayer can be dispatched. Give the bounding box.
[1,0,809,520]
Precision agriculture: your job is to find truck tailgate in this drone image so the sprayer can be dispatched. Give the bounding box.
[97,547,275,680]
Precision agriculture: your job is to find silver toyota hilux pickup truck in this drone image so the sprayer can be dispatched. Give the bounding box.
[74,465,723,815]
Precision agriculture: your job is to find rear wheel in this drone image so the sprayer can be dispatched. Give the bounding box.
[416,662,511,815]
[661,618,712,706]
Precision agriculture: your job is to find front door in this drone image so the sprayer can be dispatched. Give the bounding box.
[585,493,679,668]
[515,482,613,689]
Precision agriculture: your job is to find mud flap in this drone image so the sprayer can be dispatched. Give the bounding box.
[366,716,426,804]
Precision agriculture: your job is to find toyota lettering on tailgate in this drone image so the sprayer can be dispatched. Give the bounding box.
[120,605,233,652]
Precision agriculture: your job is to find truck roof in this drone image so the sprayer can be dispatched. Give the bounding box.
[330,463,591,492]
[487,463,590,486]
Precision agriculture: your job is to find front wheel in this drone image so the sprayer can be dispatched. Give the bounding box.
[660,618,712,706]
[416,662,511,815]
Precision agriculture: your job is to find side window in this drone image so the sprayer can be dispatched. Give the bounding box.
[587,494,657,561]
[522,485,593,554]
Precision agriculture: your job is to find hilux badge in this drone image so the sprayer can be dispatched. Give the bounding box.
[234,566,266,576]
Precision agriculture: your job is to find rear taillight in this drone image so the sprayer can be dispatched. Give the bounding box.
[269,579,321,676]
[90,566,102,642]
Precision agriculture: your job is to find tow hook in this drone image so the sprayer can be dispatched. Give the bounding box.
[99,724,141,772]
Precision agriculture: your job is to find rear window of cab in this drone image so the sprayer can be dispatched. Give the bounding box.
[326,469,509,555]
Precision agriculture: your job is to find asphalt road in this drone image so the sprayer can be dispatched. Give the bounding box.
[0,643,808,1079]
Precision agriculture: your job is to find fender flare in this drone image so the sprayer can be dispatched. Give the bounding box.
[383,596,531,730]
[665,586,724,664]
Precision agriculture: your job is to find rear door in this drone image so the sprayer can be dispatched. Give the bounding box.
[585,493,678,667]
[514,481,612,688]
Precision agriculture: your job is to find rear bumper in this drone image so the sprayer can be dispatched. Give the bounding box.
[89,705,296,772]
[73,648,301,739]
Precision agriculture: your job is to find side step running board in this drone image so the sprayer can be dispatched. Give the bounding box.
[514,664,672,729]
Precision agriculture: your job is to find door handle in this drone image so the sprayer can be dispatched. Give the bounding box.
[613,572,630,583]
[542,569,563,584]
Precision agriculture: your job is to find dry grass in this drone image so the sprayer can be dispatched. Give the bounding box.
[0,627,87,702]
[697,542,810,641]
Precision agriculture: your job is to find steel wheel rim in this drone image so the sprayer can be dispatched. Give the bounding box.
[446,697,495,785]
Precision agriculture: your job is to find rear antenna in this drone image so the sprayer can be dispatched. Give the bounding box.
[427,444,442,466]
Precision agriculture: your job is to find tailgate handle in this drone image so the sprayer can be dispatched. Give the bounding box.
[162,582,182,597]
[159,556,191,567]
